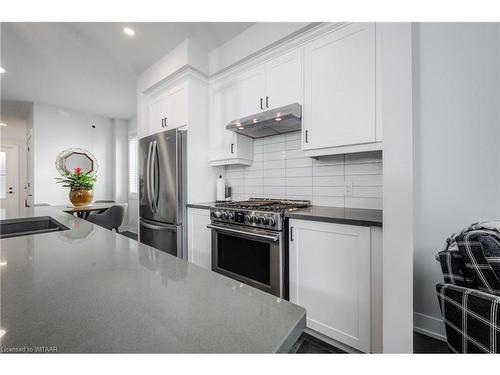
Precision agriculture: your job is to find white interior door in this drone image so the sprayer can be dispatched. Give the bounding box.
[0,145,19,212]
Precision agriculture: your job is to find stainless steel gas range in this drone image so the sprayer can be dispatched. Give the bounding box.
[208,198,310,299]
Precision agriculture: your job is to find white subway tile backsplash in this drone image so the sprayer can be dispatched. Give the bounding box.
[264,142,286,153]
[345,162,382,175]
[313,175,345,186]
[286,176,312,187]
[286,158,312,168]
[312,164,344,177]
[263,159,286,170]
[286,167,312,177]
[286,139,302,150]
[264,150,286,161]
[263,168,286,178]
[223,131,383,210]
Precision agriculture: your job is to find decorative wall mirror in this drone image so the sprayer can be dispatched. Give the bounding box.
[55,148,98,175]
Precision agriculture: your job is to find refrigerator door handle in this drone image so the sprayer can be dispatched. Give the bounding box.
[151,139,159,213]
[146,141,154,212]
[140,219,177,231]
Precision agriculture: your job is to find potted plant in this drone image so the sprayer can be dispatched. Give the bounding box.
[56,167,97,207]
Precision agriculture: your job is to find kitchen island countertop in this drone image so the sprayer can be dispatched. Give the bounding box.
[0,206,305,353]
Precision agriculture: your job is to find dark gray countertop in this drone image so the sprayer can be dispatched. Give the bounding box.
[187,202,216,210]
[285,206,382,227]
[187,202,382,227]
[0,206,305,353]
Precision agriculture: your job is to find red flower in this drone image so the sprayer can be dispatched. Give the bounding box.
[74,167,82,175]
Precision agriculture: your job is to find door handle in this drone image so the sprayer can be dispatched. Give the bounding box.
[146,141,154,212]
[151,140,159,213]
[260,98,263,110]
[207,224,279,242]
[290,226,294,241]
[266,96,269,108]
[141,219,178,231]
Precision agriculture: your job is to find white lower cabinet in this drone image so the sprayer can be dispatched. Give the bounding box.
[288,219,372,352]
[187,208,212,270]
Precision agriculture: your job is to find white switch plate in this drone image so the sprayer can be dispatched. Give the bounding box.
[344,182,353,197]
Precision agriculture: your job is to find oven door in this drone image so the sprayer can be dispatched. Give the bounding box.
[208,223,284,297]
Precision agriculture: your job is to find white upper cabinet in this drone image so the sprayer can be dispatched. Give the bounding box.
[266,49,303,109]
[142,80,188,137]
[233,48,303,120]
[209,81,253,165]
[303,23,377,153]
[235,65,267,119]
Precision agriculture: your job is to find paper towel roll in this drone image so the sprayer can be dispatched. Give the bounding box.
[216,175,225,201]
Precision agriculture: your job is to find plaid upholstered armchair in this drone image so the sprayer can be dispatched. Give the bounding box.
[436,230,500,353]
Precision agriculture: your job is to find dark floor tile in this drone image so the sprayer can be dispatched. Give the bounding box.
[292,333,345,354]
[413,332,449,353]
[121,231,138,241]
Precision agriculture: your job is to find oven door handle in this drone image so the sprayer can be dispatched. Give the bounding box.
[207,224,279,242]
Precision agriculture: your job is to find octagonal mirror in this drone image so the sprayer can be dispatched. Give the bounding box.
[55,148,98,175]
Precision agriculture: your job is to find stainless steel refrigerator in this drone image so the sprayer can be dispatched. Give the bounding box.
[139,128,187,258]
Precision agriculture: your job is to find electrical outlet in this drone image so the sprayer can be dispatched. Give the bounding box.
[344,182,353,197]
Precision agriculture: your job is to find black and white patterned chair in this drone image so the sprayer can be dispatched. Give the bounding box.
[436,230,500,353]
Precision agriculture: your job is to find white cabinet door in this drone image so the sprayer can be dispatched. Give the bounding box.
[148,90,169,135]
[188,208,212,270]
[165,83,188,129]
[210,82,238,161]
[235,65,267,119]
[289,219,371,352]
[266,49,303,109]
[209,81,253,165]
[303,23,375,150]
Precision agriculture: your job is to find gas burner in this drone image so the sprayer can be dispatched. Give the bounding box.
[211,198,310,231]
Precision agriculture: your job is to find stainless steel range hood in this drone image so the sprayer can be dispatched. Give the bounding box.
[226,103,302,139]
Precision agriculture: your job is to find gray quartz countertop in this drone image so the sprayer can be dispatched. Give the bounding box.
[0,206,305,353]
[285,206,382,227]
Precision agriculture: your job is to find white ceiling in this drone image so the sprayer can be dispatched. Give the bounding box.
[0,22,254,119]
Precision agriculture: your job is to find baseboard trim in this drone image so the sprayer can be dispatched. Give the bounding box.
[120,225,138,234]
[413,312,447,342]
[304,328,363,354]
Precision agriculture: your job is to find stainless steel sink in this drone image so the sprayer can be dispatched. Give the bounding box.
[0,216,70,239]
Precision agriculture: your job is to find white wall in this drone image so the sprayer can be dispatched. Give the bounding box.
[413,23,500,341]
[113,118,128,203]
[32,103,116,205]
[225,131,383,209]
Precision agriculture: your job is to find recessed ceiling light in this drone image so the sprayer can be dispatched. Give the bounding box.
[0,67,5,74]
[123,27,135,36]
[0,123,8,127]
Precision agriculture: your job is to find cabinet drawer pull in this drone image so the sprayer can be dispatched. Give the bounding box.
[290,226,294,241]
[260,98,263,110]
[305,130,309,143]
[266,96,269,108]
[230,143,234,154]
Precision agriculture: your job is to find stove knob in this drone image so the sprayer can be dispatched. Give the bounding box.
[228,212,235,220]
[213,211,222,218]
[258,216,268,225]
[245,215,251,222]
[221,211,229,220]
[268,217,276,226]
[250,215,258,224]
